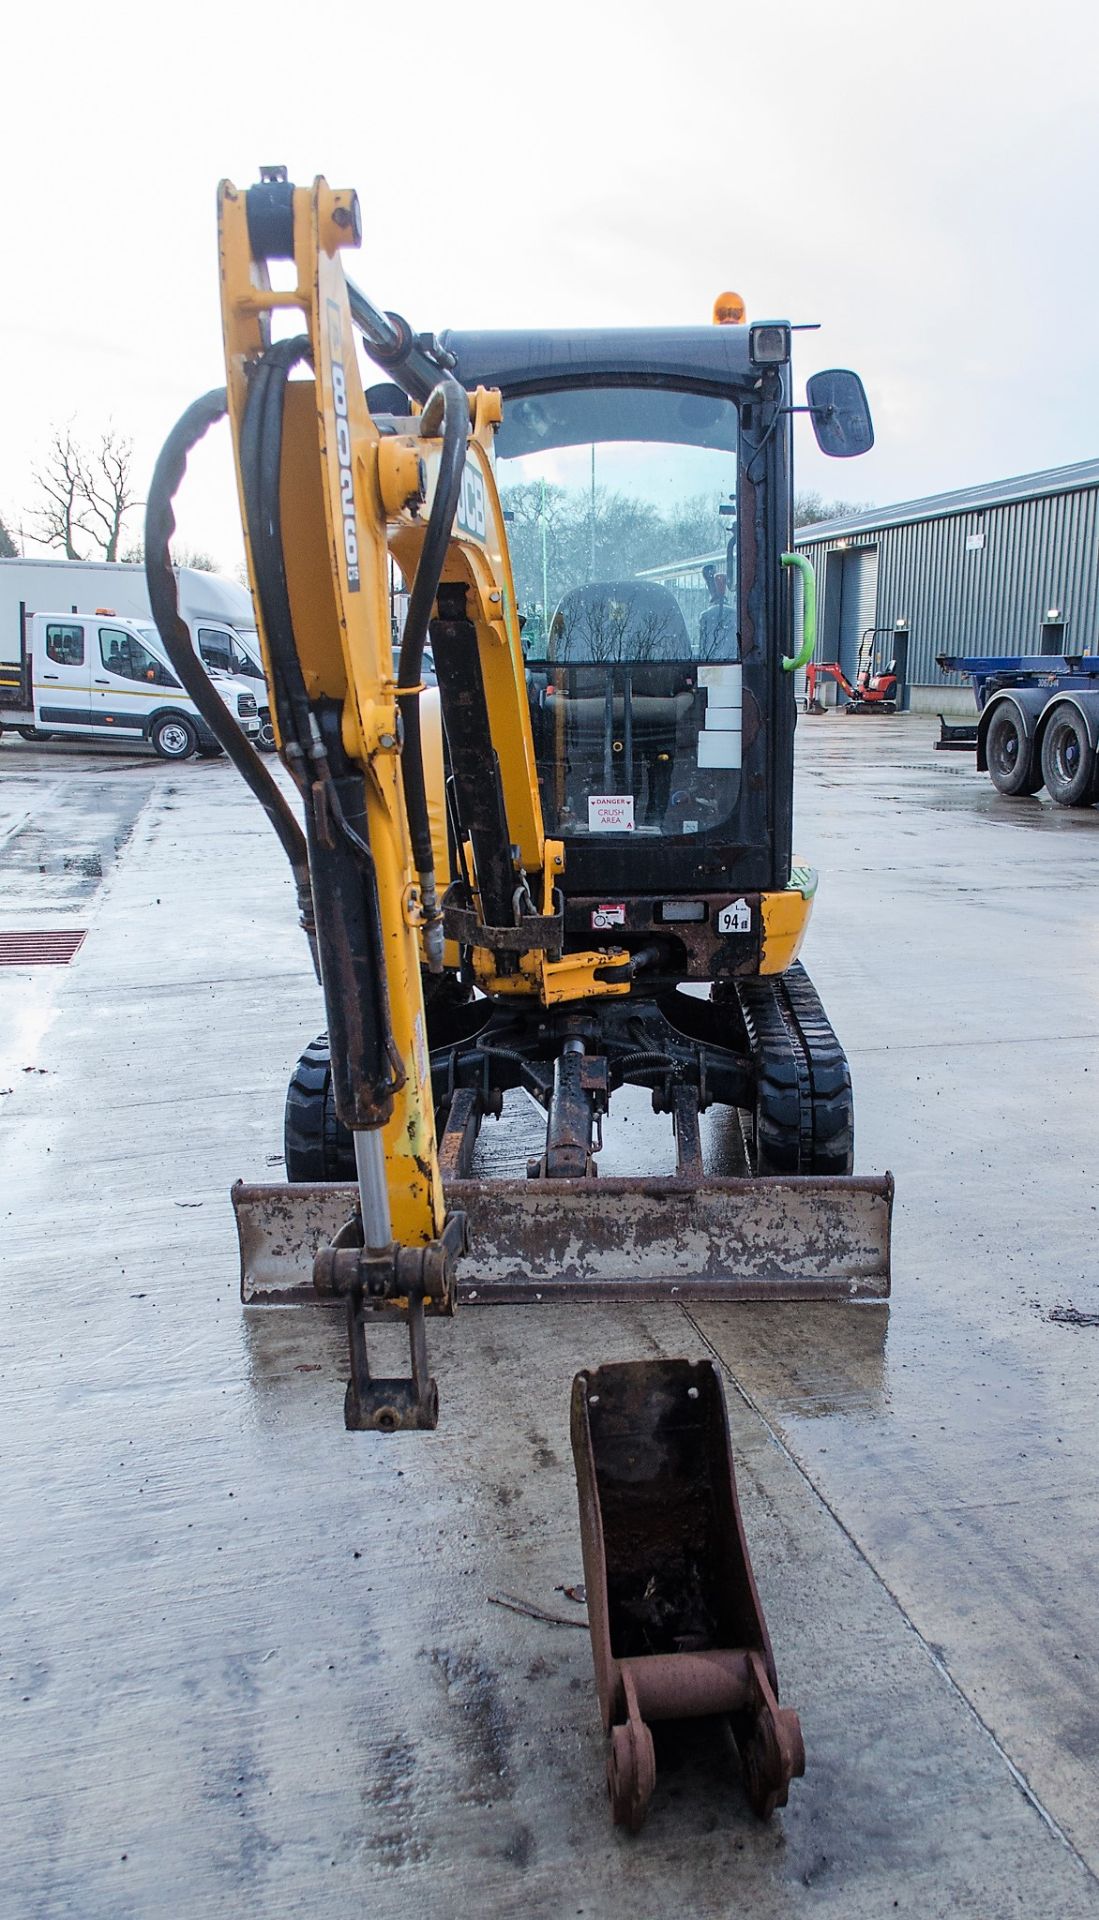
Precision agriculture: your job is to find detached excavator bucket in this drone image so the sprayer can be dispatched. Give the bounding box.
[232,1170,892,1304]
[571,1357,804,1832]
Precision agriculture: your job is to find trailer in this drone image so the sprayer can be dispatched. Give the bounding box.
[937,652,1099,804]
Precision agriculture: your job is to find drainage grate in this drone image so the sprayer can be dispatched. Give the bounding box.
[0,930,87,966]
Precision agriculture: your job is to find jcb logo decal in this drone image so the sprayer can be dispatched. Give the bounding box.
[327,300,360,592]
[456,462,487,542]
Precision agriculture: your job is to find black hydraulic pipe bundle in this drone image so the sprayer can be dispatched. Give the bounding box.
[143,387,316,959]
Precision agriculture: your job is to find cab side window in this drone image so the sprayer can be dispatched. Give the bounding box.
[45,623,85,665]
[199,627,258,680]
[99,627,177,688]
[198,629,232,674]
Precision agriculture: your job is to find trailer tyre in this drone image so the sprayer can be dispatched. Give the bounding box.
[150,714,198,761]
[1040,703,1097,808]
[17,726,54,741]
[985,705,1041,796]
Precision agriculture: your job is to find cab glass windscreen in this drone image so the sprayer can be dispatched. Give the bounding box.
[496,385,739,840]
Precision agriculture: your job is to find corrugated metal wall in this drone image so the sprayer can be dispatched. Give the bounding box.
[798,482,1099,684]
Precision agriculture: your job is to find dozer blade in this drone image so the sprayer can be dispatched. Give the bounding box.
[233,1171,892,1305]
[571,1357,805,1833]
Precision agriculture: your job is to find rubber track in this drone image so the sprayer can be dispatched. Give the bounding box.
[284,970,473,1183]
[284,1033,356,1182]
[736,963,854,1176]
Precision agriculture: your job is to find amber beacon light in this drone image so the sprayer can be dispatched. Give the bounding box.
[712,291,746,325]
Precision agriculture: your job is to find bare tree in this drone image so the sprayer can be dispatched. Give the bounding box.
[170,544,217,572]
[794,490,874,528]
[34,429,88,558]
[121,538,218,572]
[79,429,136,560]
[33,427,138,560]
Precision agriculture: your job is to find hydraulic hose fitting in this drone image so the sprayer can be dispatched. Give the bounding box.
[420,872,445,974]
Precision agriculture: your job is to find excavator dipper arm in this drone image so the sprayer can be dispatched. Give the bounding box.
[214,176,490,1424]
[212,171,633,1426]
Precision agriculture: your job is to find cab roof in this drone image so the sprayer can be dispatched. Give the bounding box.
[440,325,767,400]
[438,327,776,459]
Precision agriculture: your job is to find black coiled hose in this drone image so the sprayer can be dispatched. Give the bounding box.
[144,389,316,961]
[146,358,469,991]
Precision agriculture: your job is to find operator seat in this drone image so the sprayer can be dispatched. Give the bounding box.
[548,581,691,663]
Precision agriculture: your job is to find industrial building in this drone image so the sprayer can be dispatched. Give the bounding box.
[795,458,1099,712]
[643,458,1099,714]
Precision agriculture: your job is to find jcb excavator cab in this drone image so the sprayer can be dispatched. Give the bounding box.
[439,333,793,968]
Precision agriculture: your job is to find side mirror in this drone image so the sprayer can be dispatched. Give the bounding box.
[806,369,874,458]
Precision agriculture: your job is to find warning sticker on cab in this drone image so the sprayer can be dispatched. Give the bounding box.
[587,795,635,833]
[717,898,752,934]
[591,903,626,929]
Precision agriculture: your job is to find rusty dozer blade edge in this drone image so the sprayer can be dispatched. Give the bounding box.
[571,1357,805,1833]
[233,1170,893,1305]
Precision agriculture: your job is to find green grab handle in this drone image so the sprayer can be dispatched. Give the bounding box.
[780,551,816,672]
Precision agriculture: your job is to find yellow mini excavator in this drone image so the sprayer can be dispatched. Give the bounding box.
[146,166,889,1427]
[144,166,890,1833]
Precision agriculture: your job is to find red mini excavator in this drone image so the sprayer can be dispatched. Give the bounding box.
[806,627,900,713]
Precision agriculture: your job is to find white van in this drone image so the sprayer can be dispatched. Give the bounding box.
[0,558,274,749]
[0,610,260,759]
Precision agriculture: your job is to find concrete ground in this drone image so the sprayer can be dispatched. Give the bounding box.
[2,720,1098,1919]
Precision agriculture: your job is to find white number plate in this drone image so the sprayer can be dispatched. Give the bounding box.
[717,898,752,934]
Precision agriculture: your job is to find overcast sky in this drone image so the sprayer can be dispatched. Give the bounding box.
[3,0,1098,572]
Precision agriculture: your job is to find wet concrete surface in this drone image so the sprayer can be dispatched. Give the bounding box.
[2,721,1099,1916]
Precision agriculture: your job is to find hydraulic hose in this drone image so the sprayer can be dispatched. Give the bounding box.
[397,376,469,971]
[238,338,318,780]
[144,390,316,962]
[234,336,405,1114]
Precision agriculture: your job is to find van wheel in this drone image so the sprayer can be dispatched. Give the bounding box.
[151,715,198,761]
[17,727,54,742]
[257,716,277,752]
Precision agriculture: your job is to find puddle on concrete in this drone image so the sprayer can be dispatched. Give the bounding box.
[0,779,148,909]
[908,782,1099,829]
[0,976,61,1082]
